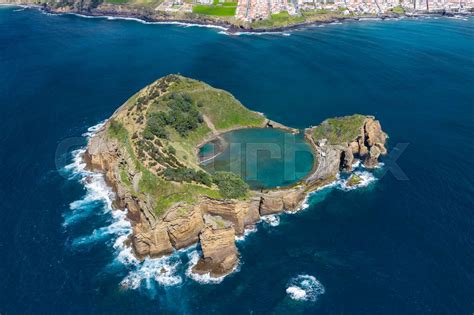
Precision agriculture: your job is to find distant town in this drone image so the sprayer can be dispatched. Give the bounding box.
[9,0,473,30]
[156,0,473,23]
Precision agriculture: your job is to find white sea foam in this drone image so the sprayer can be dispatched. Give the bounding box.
[219,30,291,36]
[63,122,132,253]
[63,147,114,226]
[185,250,239,284]
[286,275,325,302]
[359,17,382,21]
[114,237,139,266]
[62,123,114,227]
[261,214,280,227]
[337,171,377,191]
[235,225,258,242]
[64,122,169,289]
[57,11,228,30]
[352,159,361,168]
[71,209,131,246]
[121,256,183,289]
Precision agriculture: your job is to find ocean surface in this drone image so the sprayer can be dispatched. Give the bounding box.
[200,128,314,189]
[0,7,473,314]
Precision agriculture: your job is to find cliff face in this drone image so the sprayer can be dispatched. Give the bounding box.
[192,215,239,277]
[306,115,388,187]
[84,75,387,278]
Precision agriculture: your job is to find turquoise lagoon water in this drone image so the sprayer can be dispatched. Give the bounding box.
[0,7,473,314]
[199,128,314,189]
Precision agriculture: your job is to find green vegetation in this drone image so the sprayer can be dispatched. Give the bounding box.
[108,119,128,143]
[221,1,237,6]
[306,8,331,14]
[347,174,362,187]
[163,167,212,186]
[193,2,237,16]
[391,5,405,14]
[252,11,305,28]
[312,114,367,144]
[145,92,204,139]
[104,75,266,216]
[212,171,249,199]
[104,0,129,3]
[165,76,265,131]
[120,168,133,188]
[251,9,349,29]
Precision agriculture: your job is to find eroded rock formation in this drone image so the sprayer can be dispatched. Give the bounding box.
[192,215,239,277]
[163,204,204,249]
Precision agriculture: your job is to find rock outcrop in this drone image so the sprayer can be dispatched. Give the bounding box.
[132,222,173,258]
[282,189,306,211]
[258,188,306,215]
[362,118,387,168]
[244,197,262,226]
[259,193,285,215]
[163,204,204,249]
[192,215,239,277]
[307,115,388,185]
[341,147,354,172]
[199,198,247,235]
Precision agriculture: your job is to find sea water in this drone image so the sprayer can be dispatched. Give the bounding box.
[200,128,314,189]
[0,7,473,313]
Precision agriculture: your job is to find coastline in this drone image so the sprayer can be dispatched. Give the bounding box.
[3,2,472,34]
[82,78,389,280]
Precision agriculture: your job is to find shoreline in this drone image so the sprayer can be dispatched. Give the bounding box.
[3,3,472,34]
[81,75,390,280]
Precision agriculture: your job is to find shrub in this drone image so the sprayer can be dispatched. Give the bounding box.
[146,112,169,139]
[108,119,128,143]
[163,167,212,186]
[167,145,176,155]
[212,171,248,199]
[146,92,203,138]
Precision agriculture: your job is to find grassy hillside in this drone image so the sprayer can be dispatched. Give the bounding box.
[312,114,366,144]
[105,75,263,215]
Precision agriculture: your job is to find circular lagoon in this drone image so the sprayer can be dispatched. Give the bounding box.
[199,128,315,189]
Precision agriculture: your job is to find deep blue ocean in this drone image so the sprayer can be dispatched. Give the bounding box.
[0,7,473,314]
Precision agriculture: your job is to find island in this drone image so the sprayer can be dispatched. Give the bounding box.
[84,74,387,278]
[3,0,473,32]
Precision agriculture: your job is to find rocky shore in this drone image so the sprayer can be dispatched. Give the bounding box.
[3,1,472,34]
[82,75,388,278]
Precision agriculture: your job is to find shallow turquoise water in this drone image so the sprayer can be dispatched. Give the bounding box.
[200,128,314,189]
[0,7,473,314]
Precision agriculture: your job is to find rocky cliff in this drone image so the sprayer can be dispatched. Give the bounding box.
[83,75,387,278]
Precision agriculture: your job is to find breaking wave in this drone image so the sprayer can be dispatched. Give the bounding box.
[120,255,183,289]
[39,9,228,31]
[286,274,325,302]
[185,250,240,284]
[235,225,258,242]
[218,30,291,36]
[337,171,377,191]
[261,215,280,227]
[63,123,382,289]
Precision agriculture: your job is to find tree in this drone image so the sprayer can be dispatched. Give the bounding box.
[212,172,249,199]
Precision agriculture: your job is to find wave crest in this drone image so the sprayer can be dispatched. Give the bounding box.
[286,274,325,302]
